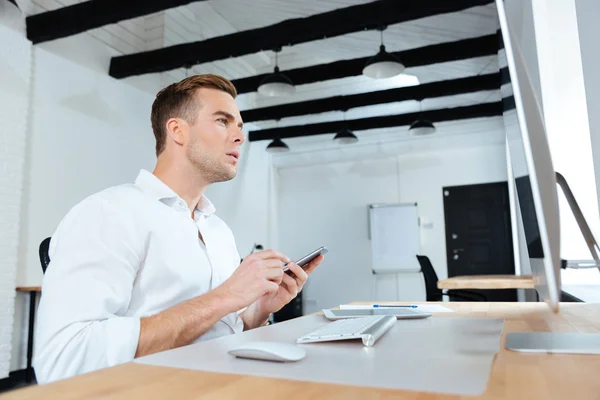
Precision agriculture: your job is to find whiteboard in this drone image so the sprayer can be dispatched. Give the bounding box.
[369,203,421,274]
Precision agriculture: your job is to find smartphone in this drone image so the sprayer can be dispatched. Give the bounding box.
[283,246,328,272]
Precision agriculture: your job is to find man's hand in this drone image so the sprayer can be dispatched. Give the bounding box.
[258,255,324,314]
[135,250,289,358]
[241,254,324,329]
[217,250,289,311]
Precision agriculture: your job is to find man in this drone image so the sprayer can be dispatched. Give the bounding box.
[33,74,324,383]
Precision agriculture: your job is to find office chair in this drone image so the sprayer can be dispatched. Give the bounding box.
[416,255,487,301]
[27,236,51,383]
[39,237,51,273]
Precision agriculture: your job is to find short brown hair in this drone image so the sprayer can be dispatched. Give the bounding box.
[150,74,237,156]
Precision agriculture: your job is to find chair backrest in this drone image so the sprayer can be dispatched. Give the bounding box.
[39,237,51,274]
[416,255,443,302]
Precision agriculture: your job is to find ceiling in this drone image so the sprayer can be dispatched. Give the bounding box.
[19,0,503,156]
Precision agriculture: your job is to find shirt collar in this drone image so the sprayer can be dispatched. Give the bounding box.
[134,169,216,217]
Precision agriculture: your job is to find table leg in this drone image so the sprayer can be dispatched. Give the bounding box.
[25,291,37,383]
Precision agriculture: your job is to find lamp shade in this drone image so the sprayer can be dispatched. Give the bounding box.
[363,45,405,79]
[409,119,436,135]
[266,137,290,153]
[333,128,358,144]
[258,66,295,97]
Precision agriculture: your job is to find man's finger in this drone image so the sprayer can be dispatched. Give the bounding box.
[253,249,290,264]
[265,266,283,283]
[266,281,279,293]
[281,273,298,296]
[286,262,308,284]
[303,255,324,275]
[262,258,288,269]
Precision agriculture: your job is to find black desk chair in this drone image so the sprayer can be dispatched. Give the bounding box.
[416,255,487,301]
[39,237,51,273]
[22,237,51,384]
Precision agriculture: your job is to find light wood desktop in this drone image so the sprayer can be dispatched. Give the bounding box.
[5,302,600,400]
[437,275,534,290]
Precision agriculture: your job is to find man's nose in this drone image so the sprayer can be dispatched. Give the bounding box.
[233,127,246,144]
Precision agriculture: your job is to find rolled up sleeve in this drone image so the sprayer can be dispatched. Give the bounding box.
[34,196,142,383]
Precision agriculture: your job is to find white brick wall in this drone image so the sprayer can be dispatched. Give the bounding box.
[0,24,32,379]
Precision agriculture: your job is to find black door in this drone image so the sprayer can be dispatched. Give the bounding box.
[443,182,516,301]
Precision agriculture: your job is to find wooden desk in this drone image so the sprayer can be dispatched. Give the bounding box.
[5,302,600,400]
[15,287,41,384]
[16,287,42,293]
[437,275,534,290]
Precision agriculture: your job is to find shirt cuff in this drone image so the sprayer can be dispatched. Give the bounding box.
[106,316,141,365]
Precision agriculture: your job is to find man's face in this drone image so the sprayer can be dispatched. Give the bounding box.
[185,88,245,183]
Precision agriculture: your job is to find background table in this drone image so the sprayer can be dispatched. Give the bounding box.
[15,286,41,383]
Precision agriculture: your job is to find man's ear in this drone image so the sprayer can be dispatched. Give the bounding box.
[165,118,187,147]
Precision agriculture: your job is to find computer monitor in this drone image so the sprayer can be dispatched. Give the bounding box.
[497,0,600,354]
[497,0,561,311]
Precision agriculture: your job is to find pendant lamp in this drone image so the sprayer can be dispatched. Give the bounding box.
[258,47,295,97]
[363,26,405,79]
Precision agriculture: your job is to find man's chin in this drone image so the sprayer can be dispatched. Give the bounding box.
[213,168,236,183]
[227,166,237,180]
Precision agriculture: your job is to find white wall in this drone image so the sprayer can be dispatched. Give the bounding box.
[397,145,509,278]
[0,17,31,379]
[0,1,25,33]
[277,157,401,313]
[276,143,508,314]
[17,47,157,287]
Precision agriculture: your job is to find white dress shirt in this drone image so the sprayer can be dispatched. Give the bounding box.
[34,169,243,383]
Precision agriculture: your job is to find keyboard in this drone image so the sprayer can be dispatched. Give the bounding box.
[296,315,396,347]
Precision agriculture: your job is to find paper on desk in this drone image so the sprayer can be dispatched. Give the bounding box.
[339,304,455,313]
[136,314,504,396]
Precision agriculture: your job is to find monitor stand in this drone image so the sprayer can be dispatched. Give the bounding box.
[506,332,600,354]
[555,172,600,269]
[506,172,600,354]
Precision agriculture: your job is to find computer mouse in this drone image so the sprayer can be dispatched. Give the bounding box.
[228,341,306,362]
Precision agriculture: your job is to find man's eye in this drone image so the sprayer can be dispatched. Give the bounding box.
[217,118,228,126]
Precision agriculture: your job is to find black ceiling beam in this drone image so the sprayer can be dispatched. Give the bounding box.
[26,0,208,44]
[503,95,516,111]
[109,0,493,78]
[233,34,497,95]
[500,66,510,85]
[248,102,502,142]
[241,73,500,123]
